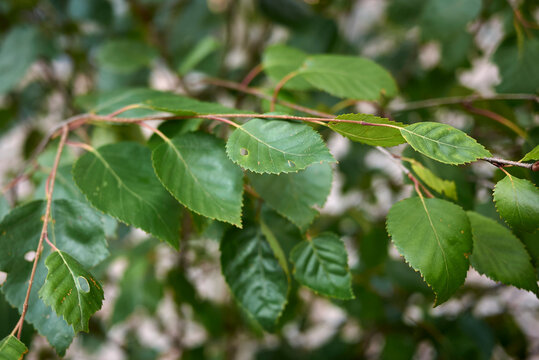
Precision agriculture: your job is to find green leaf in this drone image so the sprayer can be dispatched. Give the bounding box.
[0,335,28,360]
[262,44,311,90]
[521,145,539,162]
[248,162,332,230]
[494,38,539,94]
[0,26,40,95]
[296,54,398,100]
[39,251,104,333]
[177,36,220,75]
[87,88,245,118]
[226,118,335,174]
[152,132,244,227]
[290,233,354,300]
[400,122,491,164]
[467,211,538,293]
[96,39,157,73]
[220,226,288,331]
[0,196,9,221]
[410,160,457,200]
[386,197,472,305]
[147,119,203,150]
[493,175,539,233]
[259,219,290,278]
[421,0,481,41]
[329,113,405,147]
[0,199,108,355]
[73,142,183,248]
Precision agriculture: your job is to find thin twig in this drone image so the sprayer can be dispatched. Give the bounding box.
[461,102,527,139]
[15,125,68,339]
[270,71,299,112]
[482,157,535,170]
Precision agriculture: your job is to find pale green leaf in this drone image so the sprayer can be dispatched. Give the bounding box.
[0,335,28,360]
[178,36,220,75]
[290,233,354,300]
[248,162,332,229]
[493,175,539,233]
[329,113,405,147]
[220,226,288,331]
[297,54,398,100]
[96,39,157,73]
[0,26,40,95]
[0,200,108,355]
[400,122,491,164]
[39,251,104,333]
[73,142,183,248]
[410,161,457,200]
[467,211,538,293]
[226,118,335,174]
[262,44,311,90]
[521,145,539,162]
[152,132,244,227]
[87,88,245,118]
[386,197,472,305]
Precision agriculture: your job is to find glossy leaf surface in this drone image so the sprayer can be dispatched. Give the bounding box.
[220,227,288,331]
[493,175,539,233]
[400,122,491,164]
[386,197,472,305]
[290,233,354,299]
[40,251,104,333]
[152,132,244,226]
[249,163,332,229]
[467,212,538,293]
[226,118,335,174]
[73,142,183,248]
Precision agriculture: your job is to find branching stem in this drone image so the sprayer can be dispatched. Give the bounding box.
[270,71,299,112]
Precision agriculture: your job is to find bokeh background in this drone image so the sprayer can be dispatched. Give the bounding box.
[1,0,538,359]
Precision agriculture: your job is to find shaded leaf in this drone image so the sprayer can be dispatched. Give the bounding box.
[494,38,539,94]
[152,132,244,227]
[467,212,538,293]
[329,113,405,147]
[493,175,539,233]
[297,54,398,100]
[0,335,28,360]
[73,142,183,248]
[178,36,220,75]
[220,226,288,331]
[521,145,539,162]
[290,233,354,299]
[249,162,332,229]
[262,44,311,90]
[400,122,491,164]
[226,118,335,174]
[410,160,457,200]
[96,39,157,74]
[386,197,472,305]
[39,251,104,333]
[0,200,108,355]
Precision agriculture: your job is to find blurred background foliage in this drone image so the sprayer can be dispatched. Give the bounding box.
[0,0,538,359]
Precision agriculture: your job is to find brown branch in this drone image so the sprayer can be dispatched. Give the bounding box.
[270,71,299,112]
[15,125,68,339]
[482,157,537,171]
[461,102,527,139]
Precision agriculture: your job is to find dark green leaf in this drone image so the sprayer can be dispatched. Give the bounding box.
[0,200,108,355]
[400,122,491,164]
[249,162,332,229]
[73,142,183,248]
[493,175,539,233]
[386,197,472,305]
[467,211,538,293]
[290,233,354,300]
[226,118,335,174]
[177,36,220,75]
[297,55,398,100]
[0,26,40,95]
[96,39,157,73]
[0,335,28,360]
[152,132,244,227]
[220,226,288,331]
[39,251,104,333]
[329,114,405,147]
[494,38,539,94]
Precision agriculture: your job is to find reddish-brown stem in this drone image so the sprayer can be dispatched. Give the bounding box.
[271,71,299,112]
[138,122,170,141]
[461,102,527,139]
[66,140,94,152]
[15,125,68,339]
[408,173,435,198]
[203,116,240,128]
[241,63,264,88]
[107,104,142,117]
